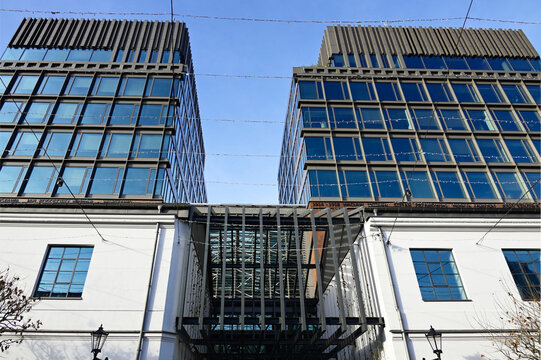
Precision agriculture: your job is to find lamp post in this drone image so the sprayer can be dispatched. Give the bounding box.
[425,326,443,360]
[90,325,109,360]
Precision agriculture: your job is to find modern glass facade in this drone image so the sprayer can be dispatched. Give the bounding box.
[278,26,541,204]
[0,18,206,202]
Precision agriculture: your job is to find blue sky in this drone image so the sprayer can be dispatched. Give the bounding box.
[1,0,539,204]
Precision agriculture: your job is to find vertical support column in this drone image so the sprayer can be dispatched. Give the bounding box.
[276,207,286,332]
[342,208,367,333]
[259,207,266,328]
[198,206,212,330]
[241,206,246,330]
[220,207,229,330]
[176,206,194,330]
[326,208,347,332]
[292,208,307,332]
[310,209,326,332]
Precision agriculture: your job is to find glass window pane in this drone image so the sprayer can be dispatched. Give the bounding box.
[110,104,138,125]
[493,172,525,200]
[329,107,355,128]
[13,132,41,156]
[362,137,391,161]
[403,56,425,69]
[449,139,480,162]
[74,133,101,157]
[522,173,541,199]
[39,75,66,94]
[24,102,52,123]
[477,139,509,163]
[347,54,357,67]
[421,56,446,69]
[391,138,420,161]
[333,137,360,161]
[57,167,89,195]
[0,74,12,93]
[444,56,469,70]
[12,75,39,94]
[305,137,329,160]
[508,58,533,72]
[67,49,92,61]
[123,168,150,195]
[433,171,466,199]
[53,103,81,124]
[410,108,439,130]
[302,107,328,128]
[477,84,504,103]
[0,132,11,153]
[20,48,46,61]
[505,140,536,163]
[419,138,450,162]
[526,85,540,104]
[502,85,529,103]
[67,76,92,95]
[426,83,452,102]
[41,132,71,157]
[149,78,172,97]
[518,110,541,132]
[463,172,497,199]
[1,47,24,60]
[23,166,54,193]
[89,168,120,194]
[401,83,428,101]
[487,58,512,71]
[491,110,521,131]
[94,77,119,96]
[139,104,162,125]
[122,78,145,96]
[451,83,479,102]
[90,49,112,62]
[0,101,24,123]
[106,134,131,157]
[350,82,375,100]
[357,108,384,129]
[332,54,344,67]
[384,108,412,129]
[43,49,69,61]
[466,57,491,71]
[341,171,370,197]
[373,171,402,198]
[324,81,349,100]
[81,103,109,124]
[375,82,401,101]
[298,81,321,100]
[138,134,162,158]
[0,166,24,193]
[309,170,339,197]
[402,171,434,198]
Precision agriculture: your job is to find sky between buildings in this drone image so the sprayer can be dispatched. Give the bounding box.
[0,0,540,204]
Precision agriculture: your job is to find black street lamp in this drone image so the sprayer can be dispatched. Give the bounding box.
[425,326,443,360]
[90,325,109,360]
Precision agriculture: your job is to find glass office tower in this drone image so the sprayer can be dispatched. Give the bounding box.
[0,18,206,202]
[278,26,540,205]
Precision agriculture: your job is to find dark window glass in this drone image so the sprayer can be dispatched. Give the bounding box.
[420,138,451,162]
[518,110,541,132]
[301,107,328,128]
[92,77,119,96]
[462,171,497,199]
[331,54,344,67]
[362,137,392,161]
[34,246,93,298]
[135,134,163,158]
[392,55,401,69]
[522,173,541,199]
[114,49,124,62]
[444,56,469,70]
[89,50,112,62]
[487,58,512,71]
[477,139,510,163]
[173,50,181,63]
[0,101,25,123]
[120,77,145,96]
[350,82,376,100]
[328,107,356,128]
[375,82,402,101]
[103,133,131,158]
[22,166,55,193]
[333,137,361,161]
[380,55,390,68]
[149,50,159,63]
[305,137,332,160]
[401,83,428,102]
[491,110,521,132]
[391,138,421,161]
[24,102,53,123]
[426,83,452,102]
[0,165,25,193]
[401,171,435,198]
[477,84,504,103]
[139,104,169,125]
[410,108,439,130]
[422,56,446,69]
[161,50,170,63]
[123,168,152,195]
[146,78,172,97]
[449,138,480,162]
[67,49,92,62]
[339,170,371,198]
[71,133,101,157]
[356,108,384,129]
[19,49,45,61]
[110,103,139,125]
[43,49,69,61]
[309,170,339,197]
[465,109,496,131]
[89,167,123,195]
[502,249,540,301]
[38,75,66,95]
[505,139,537,163]
[12,75,39,94]
[466,57,491,71]
[502,84,530,103]
[347,54,357,67]
[507,58,534,72]
[410,249,466,301]
[324,81,350,100]
[57,167,91,195]
[1,47,24,60]
[451,83,479,102]
[52,102,82,124]
[370,55,379,68]
[40,132,71,157]
[126,49,135,62]
[526,85,541,104]
[383,108,412,130]
[358,55,368,67]
[432,171,466,199]
[298,81,323,100]
[0,74,12,93]
[403,56,425,69]
[81,103,110,125]
[530,59,541,72]
[66,76,92,95]
[11,132,41,156]
[493,172,526,200]
[371,171,402,198]
[137,50,147,63]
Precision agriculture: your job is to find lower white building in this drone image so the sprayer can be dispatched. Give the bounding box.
[0,200,539,359]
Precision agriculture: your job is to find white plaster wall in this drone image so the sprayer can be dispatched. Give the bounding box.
[0,212,187,360]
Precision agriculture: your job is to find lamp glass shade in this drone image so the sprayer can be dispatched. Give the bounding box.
[91,325,108,353]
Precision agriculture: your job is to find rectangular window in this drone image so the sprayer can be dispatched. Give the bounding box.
[160,50,170,63]
[301,107,328,128]
[11,75,39,94]
[339,170,371,198]
[308,170,339,197]
[125,49,135,62]
[503,250,540,301]
[0,165,25,193]
[522,172,541,199]
[328,107,356,128]
[139,104,170,126]
[0,101,25,123]
[487,57,512,71]
[508,58,534,72]
[476,83,504,103]
[298,81,323,100]
[356,108,384,129]
[380,55,390,68]
[410,249,466,301]
[1,47,24,60]
[34,246,93,298]
[71,133,102,157]
[420,138,451,162]
[462,171,498,199]
[122,168,157,195]
[505,139,537,163]
[383,107,412,130]
[91,76,119,96]
[65,76,92,95]
[304,137,332,160]
[40,132,71,157]
[347,54,357,67]
[80,103,110,125]
[333,137,362,161]
[118,77,146,96]
[114,49,124,62]
[477,139,510,163]
[449,138,480,162]
[43,49,69,61]
[11,132,41,156]
[401,171,435,199]
[362,137,392,161]
[67,49,92,62]
[391,138,421,162]
[392,55,401,69]
[22,166,55,194]
[492,172,526,200]
[57,167,91,195]
[324,81,350,100]
[137,50,147,63]
[466,57,491,71]
[403,56,425,69]
[517,110,541,132]
[110,103,139,125]
[401,82,428,102]
[331,54,344,67]
[132,134,164,158]
[502,84,530,103]
[491,110,521,132]
[0,131,10,154]
[21,49,47,61]
[410,108,439,130]
[426,83,452,102]
[369,55,379,68]
[432,171,467,199]
[102,133,131,158]
[89,49,112,62]
[52,102,82,124]
[38,75,66,94]
[145,77,173,97]
[24,101,53,123]
[444,56,469,70]
[350,82,376,101]
[370,170,402,198]
[526,85,540,104]
[375,82,402,101]
[422,56,446,69]
[89,167,123,195]
[0,74,12,93]
[149,50,159,63]
[451,83,479,102]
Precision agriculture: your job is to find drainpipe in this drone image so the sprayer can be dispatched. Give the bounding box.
[136,222,161,360]
[378,227,412,360]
